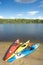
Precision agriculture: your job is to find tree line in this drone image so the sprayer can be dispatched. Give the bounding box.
[0,19,43,23]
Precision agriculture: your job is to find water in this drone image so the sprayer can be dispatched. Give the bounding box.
[0,24,43,42]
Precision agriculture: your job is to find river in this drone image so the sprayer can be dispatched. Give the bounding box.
[0,24,43,42]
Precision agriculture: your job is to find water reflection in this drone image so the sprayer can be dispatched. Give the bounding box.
[0,24,43,42]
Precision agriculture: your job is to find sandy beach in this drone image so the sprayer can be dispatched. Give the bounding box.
[0,42,43,65]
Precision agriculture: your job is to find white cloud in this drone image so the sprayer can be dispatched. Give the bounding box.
[16,14,23,17]
[9,11,40,19]
[7,15,43,19]
[14,13,23,18]
[32,16,43,19]
[9,14,23,19]
[0,16,4,19]
[37,16,43,19]
[15,0,37,3]
[9,17,15,19]
[27,11,39,15]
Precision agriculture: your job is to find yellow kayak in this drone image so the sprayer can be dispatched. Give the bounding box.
[6,40,30,61]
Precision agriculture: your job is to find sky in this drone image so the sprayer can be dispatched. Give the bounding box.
[0,0,43,19]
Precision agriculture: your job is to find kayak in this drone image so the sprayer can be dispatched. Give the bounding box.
[7,43,40,62]
[4,39,21,61]
[5,40,30,61]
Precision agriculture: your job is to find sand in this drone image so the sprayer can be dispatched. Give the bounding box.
[0,42,43,65]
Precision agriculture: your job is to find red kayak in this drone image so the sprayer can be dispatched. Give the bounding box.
[4,39,20,61]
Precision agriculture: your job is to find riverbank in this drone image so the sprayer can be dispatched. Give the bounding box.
[0,42,43,65]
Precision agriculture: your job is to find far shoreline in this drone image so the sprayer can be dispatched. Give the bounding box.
[0,19,43,23]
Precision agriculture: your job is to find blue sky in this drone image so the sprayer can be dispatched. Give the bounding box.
[0,0,43,19]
